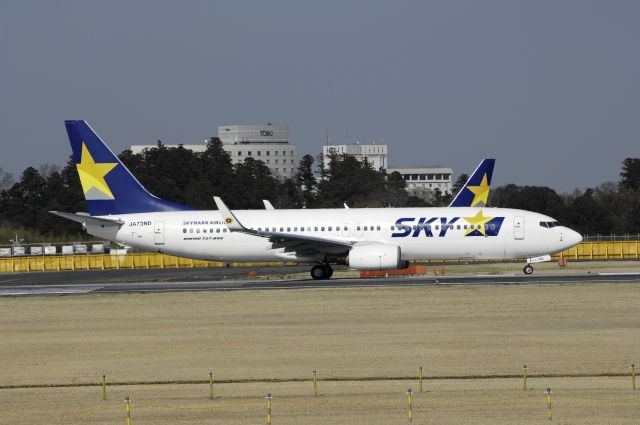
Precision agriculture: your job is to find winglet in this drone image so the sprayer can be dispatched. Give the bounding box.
[263,200,275,210]
[213,196,246,232]
[448,158,495,207]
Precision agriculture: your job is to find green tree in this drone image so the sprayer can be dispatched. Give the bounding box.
[383,171,408,206]
[450,173,469,201]
[564,188,613,234]
[295,154,316,207]
[229,158,279,209]
[315,153,387,207]
[620,158,640,192]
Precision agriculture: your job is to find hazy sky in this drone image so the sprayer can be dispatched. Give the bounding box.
[1,1,638,192]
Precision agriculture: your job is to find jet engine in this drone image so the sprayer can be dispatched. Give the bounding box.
[346,244,409,271]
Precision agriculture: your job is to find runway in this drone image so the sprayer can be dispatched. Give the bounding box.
[2,267,640,296]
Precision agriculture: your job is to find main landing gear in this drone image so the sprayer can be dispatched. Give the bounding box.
[310,264,334,280]
[523,264,534,275]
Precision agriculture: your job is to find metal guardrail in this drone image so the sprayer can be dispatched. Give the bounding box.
[582,234,640,242]
[0,241,114,258]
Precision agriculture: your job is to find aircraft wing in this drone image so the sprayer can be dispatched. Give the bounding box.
[214,197,356,256]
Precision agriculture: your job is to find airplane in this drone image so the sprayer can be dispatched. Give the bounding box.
[51,120,582,280]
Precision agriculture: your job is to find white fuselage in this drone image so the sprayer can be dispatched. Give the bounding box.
[85,207,582,264]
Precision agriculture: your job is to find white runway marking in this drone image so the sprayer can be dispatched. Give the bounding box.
[0,285,102,296]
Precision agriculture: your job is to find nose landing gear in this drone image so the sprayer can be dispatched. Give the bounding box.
[523,264,534,275]
[310,264,333,280]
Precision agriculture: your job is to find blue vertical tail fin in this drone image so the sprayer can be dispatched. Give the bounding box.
[448,158,495,207]
[64,120,194,216]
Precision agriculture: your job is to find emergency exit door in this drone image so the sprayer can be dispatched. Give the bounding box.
[514,216,524,240]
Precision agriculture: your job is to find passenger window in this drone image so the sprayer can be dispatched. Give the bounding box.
[364,226,368,231]
[183,228,187,234]
[287,227,291,232]
[456,225,461,230]
[307,227,311,231]
[258,227,262,231]
[196,228,200,233]
[203,229,207,233]
[314,227,318,231]
[357,226,361,231]
[189,228,193,233]
[321,226,325,231]
[294,227,298,231]
[280,227,284,232]
[223,229,227,233]
[328,226,332,231]
[344,226,349,231]
[435,225,440,230]
[336,226,341,231]
[377,225,380,231]
[216,228,220,233]
[463,225,467,230]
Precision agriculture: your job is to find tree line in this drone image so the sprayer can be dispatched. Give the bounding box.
[1,138,639,241]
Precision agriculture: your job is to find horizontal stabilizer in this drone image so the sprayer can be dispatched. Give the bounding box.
[50,211,124,227]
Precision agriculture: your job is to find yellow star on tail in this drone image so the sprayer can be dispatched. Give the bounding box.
[464,210,493,236]
[466,174,490,207]
[76,143,117,199]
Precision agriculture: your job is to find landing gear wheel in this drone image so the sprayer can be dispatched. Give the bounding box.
[326,265,333,278]
[310,265,333,280]
[523,264,534,275]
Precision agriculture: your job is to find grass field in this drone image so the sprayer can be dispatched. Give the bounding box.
[1,280,640,423]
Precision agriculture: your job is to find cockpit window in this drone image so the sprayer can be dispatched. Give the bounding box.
[540,221,562,228]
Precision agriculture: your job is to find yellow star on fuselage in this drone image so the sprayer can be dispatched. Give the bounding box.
[76,143,117,199]
[464,210,493,236]
[466,174,490,207]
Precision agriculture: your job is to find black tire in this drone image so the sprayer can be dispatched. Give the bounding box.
[311,265,326,280]
[326,265,334,278]
[523,264,534,275]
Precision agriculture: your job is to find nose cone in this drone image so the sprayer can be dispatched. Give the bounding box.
[563,228,583,249]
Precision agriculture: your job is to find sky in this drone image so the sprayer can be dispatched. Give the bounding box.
[1,0,639,193]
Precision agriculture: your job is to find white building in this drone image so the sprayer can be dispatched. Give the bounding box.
[322,143,387,171]
[131,124,297,179]
[386,166,453,197]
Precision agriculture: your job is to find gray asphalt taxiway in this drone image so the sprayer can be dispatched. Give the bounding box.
[1,266,640,296]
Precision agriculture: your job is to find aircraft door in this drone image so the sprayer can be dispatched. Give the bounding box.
[514,216,524,240]
[154,221,165,245]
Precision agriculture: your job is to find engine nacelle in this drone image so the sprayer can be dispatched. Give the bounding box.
[346,244,409,271]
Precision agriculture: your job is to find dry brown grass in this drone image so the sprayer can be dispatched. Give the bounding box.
[1,280,640,423]
[2,378,639,425]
